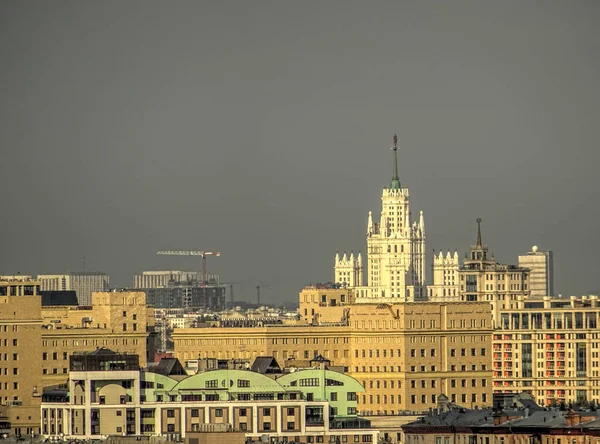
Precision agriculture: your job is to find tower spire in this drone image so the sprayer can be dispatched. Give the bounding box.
[476,217,483,247]
[390,133,400,190]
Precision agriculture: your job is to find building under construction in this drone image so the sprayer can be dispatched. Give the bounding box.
[132,272,226,311]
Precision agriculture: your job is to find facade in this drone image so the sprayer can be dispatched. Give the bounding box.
[0,284,155,437]
[427,251,460,302]
[518,246,554,298]
[493,294,600,406]
[427,220,531,327]
[41,291,158,387]
[135,284,226,311]
[41,350,378,442]
[133,271,220,289]
[334,253,363,287]
[173,301,494,415]
[335,135,426,302]
[298,284,354,324]
[0,279,43,437]
[38,272,110,306]
[457,219,530,326]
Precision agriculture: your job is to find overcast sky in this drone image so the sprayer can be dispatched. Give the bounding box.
[1,1,599,305]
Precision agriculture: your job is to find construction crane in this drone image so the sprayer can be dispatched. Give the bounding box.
[157,251,221,309]
[256,283,270,307]
[221,282,241,309]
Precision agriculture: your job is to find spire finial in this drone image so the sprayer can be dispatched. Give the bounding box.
[390,133,400,190]
[476,217,483,247]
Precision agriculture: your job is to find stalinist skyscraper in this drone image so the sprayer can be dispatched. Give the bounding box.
[334,134,426,302]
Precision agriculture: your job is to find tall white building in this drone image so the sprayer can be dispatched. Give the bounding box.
[334,134,426,302]
[37,272,109,306]
[518,246,554,298]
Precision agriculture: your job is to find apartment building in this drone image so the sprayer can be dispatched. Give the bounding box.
[0,282,155,437]
[518,246,554,298]
[173,301,494,415]
[41,291,158,387]
[298,284,354,324]
[41,349,378,442]
[0,279,43,437]
[38,272,110,306]
[493,294,600,406]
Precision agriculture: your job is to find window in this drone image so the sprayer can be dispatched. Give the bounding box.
[239,409,247,417]
[122,311,127,317]
[237,379,250,388]
[122,323,127,331]
[263,422,271,431]
[205,379,218,388]
[167,424,175,433]
[331,392,338,401]
[287,422,295,430]
[287,408,295,416]
[215,409,223,417]
[116,411,122,417]
[12,339,17,346]
[263,408,271,416]
[167,410,175,418]
[191,409,199,417]
[42,353,47,361]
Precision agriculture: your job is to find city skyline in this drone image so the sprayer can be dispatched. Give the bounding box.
[1,1,599,303]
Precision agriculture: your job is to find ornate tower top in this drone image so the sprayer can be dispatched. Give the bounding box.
[476,217,483,247]
[390,133,400,190]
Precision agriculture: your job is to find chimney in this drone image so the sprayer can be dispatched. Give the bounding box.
[565,410,580,427]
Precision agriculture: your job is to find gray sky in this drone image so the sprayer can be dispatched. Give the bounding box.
[1,1,599,305]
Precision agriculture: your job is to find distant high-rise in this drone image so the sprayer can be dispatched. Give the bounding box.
[334,134,426,302]
[37,272,109,306]
[133,271,224,311]
[133,270,216,288]
[518,246,554,298]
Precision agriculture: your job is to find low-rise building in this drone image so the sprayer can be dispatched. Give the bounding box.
[41,350,378,442]
[173,301,494,415]
[401,399,600,444]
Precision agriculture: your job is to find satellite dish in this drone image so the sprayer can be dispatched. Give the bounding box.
[260,434,269,443]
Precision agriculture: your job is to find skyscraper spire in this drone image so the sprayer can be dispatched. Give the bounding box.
[390,133,400,190]
[476,217,483,247]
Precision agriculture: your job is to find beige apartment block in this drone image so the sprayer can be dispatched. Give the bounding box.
[298,285,355,324]
[0,279,43,436]
[458,219,530,326]
[0,285,154,437]
[41,291,156,387]
[493,294,600,406]
[173,301,493,415]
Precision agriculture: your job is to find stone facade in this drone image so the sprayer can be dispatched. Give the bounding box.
[173,301,494,415]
